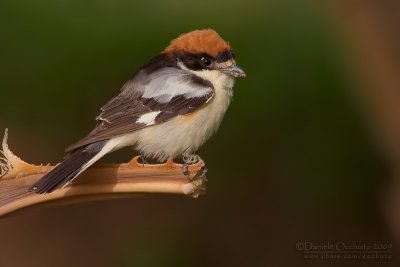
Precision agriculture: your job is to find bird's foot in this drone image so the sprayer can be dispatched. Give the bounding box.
[182,154,207,180]
[138,155,148,166]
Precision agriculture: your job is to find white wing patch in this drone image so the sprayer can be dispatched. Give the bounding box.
[141,68,212,103]
[136,111,161,126]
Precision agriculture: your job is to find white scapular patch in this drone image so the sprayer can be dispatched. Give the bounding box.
[141,67,212,103]
[136,111,161,125]
[135,72,234,161]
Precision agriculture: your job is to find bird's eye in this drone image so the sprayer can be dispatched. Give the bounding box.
[200,57,212,67]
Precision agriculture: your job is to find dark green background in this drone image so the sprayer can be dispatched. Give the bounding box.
[0,0,392,266]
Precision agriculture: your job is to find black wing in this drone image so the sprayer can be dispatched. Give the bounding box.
[66,67,214,152]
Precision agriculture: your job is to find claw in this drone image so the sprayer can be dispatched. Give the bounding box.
[193,163,208,180]
[140,155,147,166]
[182,163,190,178]
[182,154,206,180]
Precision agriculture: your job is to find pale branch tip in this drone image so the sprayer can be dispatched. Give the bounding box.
[0,128,11,178]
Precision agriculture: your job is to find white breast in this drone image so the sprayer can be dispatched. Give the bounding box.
[135,71,234,160]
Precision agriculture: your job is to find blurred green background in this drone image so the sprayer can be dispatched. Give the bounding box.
[0,0,397,266]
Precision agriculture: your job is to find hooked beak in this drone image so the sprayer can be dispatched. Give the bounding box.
[221,64,246,78]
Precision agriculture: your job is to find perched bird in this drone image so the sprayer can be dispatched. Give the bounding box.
[30,29,246,194]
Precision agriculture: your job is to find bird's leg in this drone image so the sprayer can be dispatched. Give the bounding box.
[182,154,207,180]
[140,155,148,166]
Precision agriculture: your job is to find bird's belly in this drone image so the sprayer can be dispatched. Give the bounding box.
[135,87,232,160]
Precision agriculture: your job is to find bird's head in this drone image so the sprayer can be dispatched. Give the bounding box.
[164,29,246,79]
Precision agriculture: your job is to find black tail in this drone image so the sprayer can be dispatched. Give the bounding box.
[29,141,107,194]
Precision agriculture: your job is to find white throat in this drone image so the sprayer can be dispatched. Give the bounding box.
[177,61,235,94]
